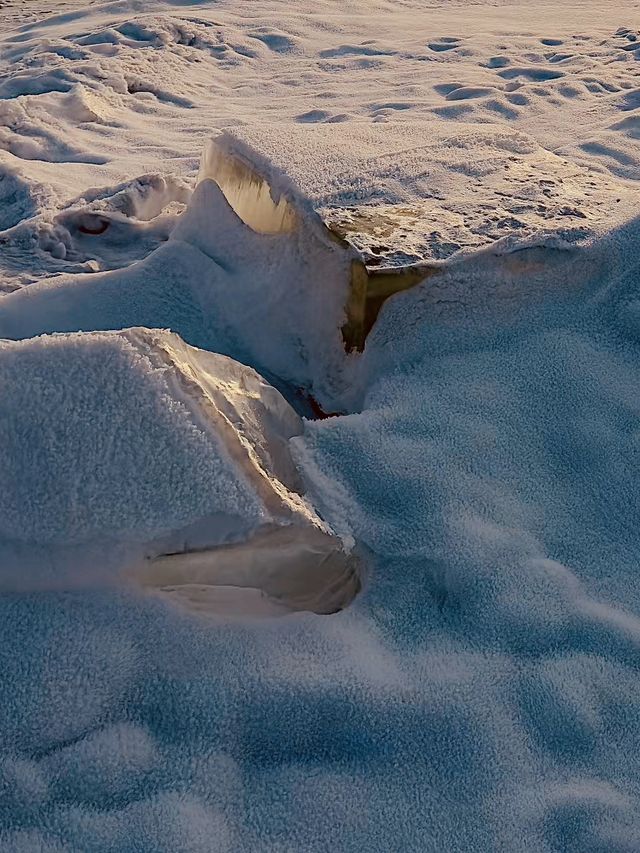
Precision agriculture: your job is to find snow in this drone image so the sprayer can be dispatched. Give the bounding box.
[0,328,261,550]
[0,178,353,405]
[1,0,640,850]
[0,327,352,605]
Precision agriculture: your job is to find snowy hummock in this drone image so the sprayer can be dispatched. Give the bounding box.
[0,327,361,615]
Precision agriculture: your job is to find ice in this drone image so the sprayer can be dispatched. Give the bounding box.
[137,525,361,617]
[1,0,640,850]
[207,122,636,266]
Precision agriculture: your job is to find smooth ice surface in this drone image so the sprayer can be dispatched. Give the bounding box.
[1,0,640,851]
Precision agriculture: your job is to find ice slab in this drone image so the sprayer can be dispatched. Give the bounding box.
[134,525,362,617]
[201,122,636,349]
[204,122,636,270]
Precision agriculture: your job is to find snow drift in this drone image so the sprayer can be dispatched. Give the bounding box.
[0,327,359,614]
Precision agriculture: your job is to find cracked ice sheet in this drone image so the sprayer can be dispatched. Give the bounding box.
[1,0,640,851]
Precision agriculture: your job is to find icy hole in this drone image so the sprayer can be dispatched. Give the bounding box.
[134,525,363,618]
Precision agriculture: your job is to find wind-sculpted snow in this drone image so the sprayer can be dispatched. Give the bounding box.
[0,329,268,549]
[1,0,640,851]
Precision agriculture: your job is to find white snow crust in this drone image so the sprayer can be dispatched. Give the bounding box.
[209,121,636,266]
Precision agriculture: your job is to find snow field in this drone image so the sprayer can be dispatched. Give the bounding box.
[1,1,640,851]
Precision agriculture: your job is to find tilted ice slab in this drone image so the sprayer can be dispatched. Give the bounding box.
[205,121,637,265]
[0,327,359,615]
[0,120,636,405]
[203,122,637,349]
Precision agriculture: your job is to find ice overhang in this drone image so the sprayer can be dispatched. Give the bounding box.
[198,137,298,236]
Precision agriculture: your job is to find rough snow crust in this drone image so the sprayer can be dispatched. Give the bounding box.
[1,1,640,852]
[0,327,338,568]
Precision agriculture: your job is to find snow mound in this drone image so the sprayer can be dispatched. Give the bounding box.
[0,168,191,296]
[0,327,318,556]
[0,326,359,614]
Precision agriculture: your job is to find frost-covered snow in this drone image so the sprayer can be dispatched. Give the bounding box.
[1,0,640,851]
[0,326,359,614]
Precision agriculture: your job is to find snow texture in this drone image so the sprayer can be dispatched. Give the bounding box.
[1,0,640,851]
